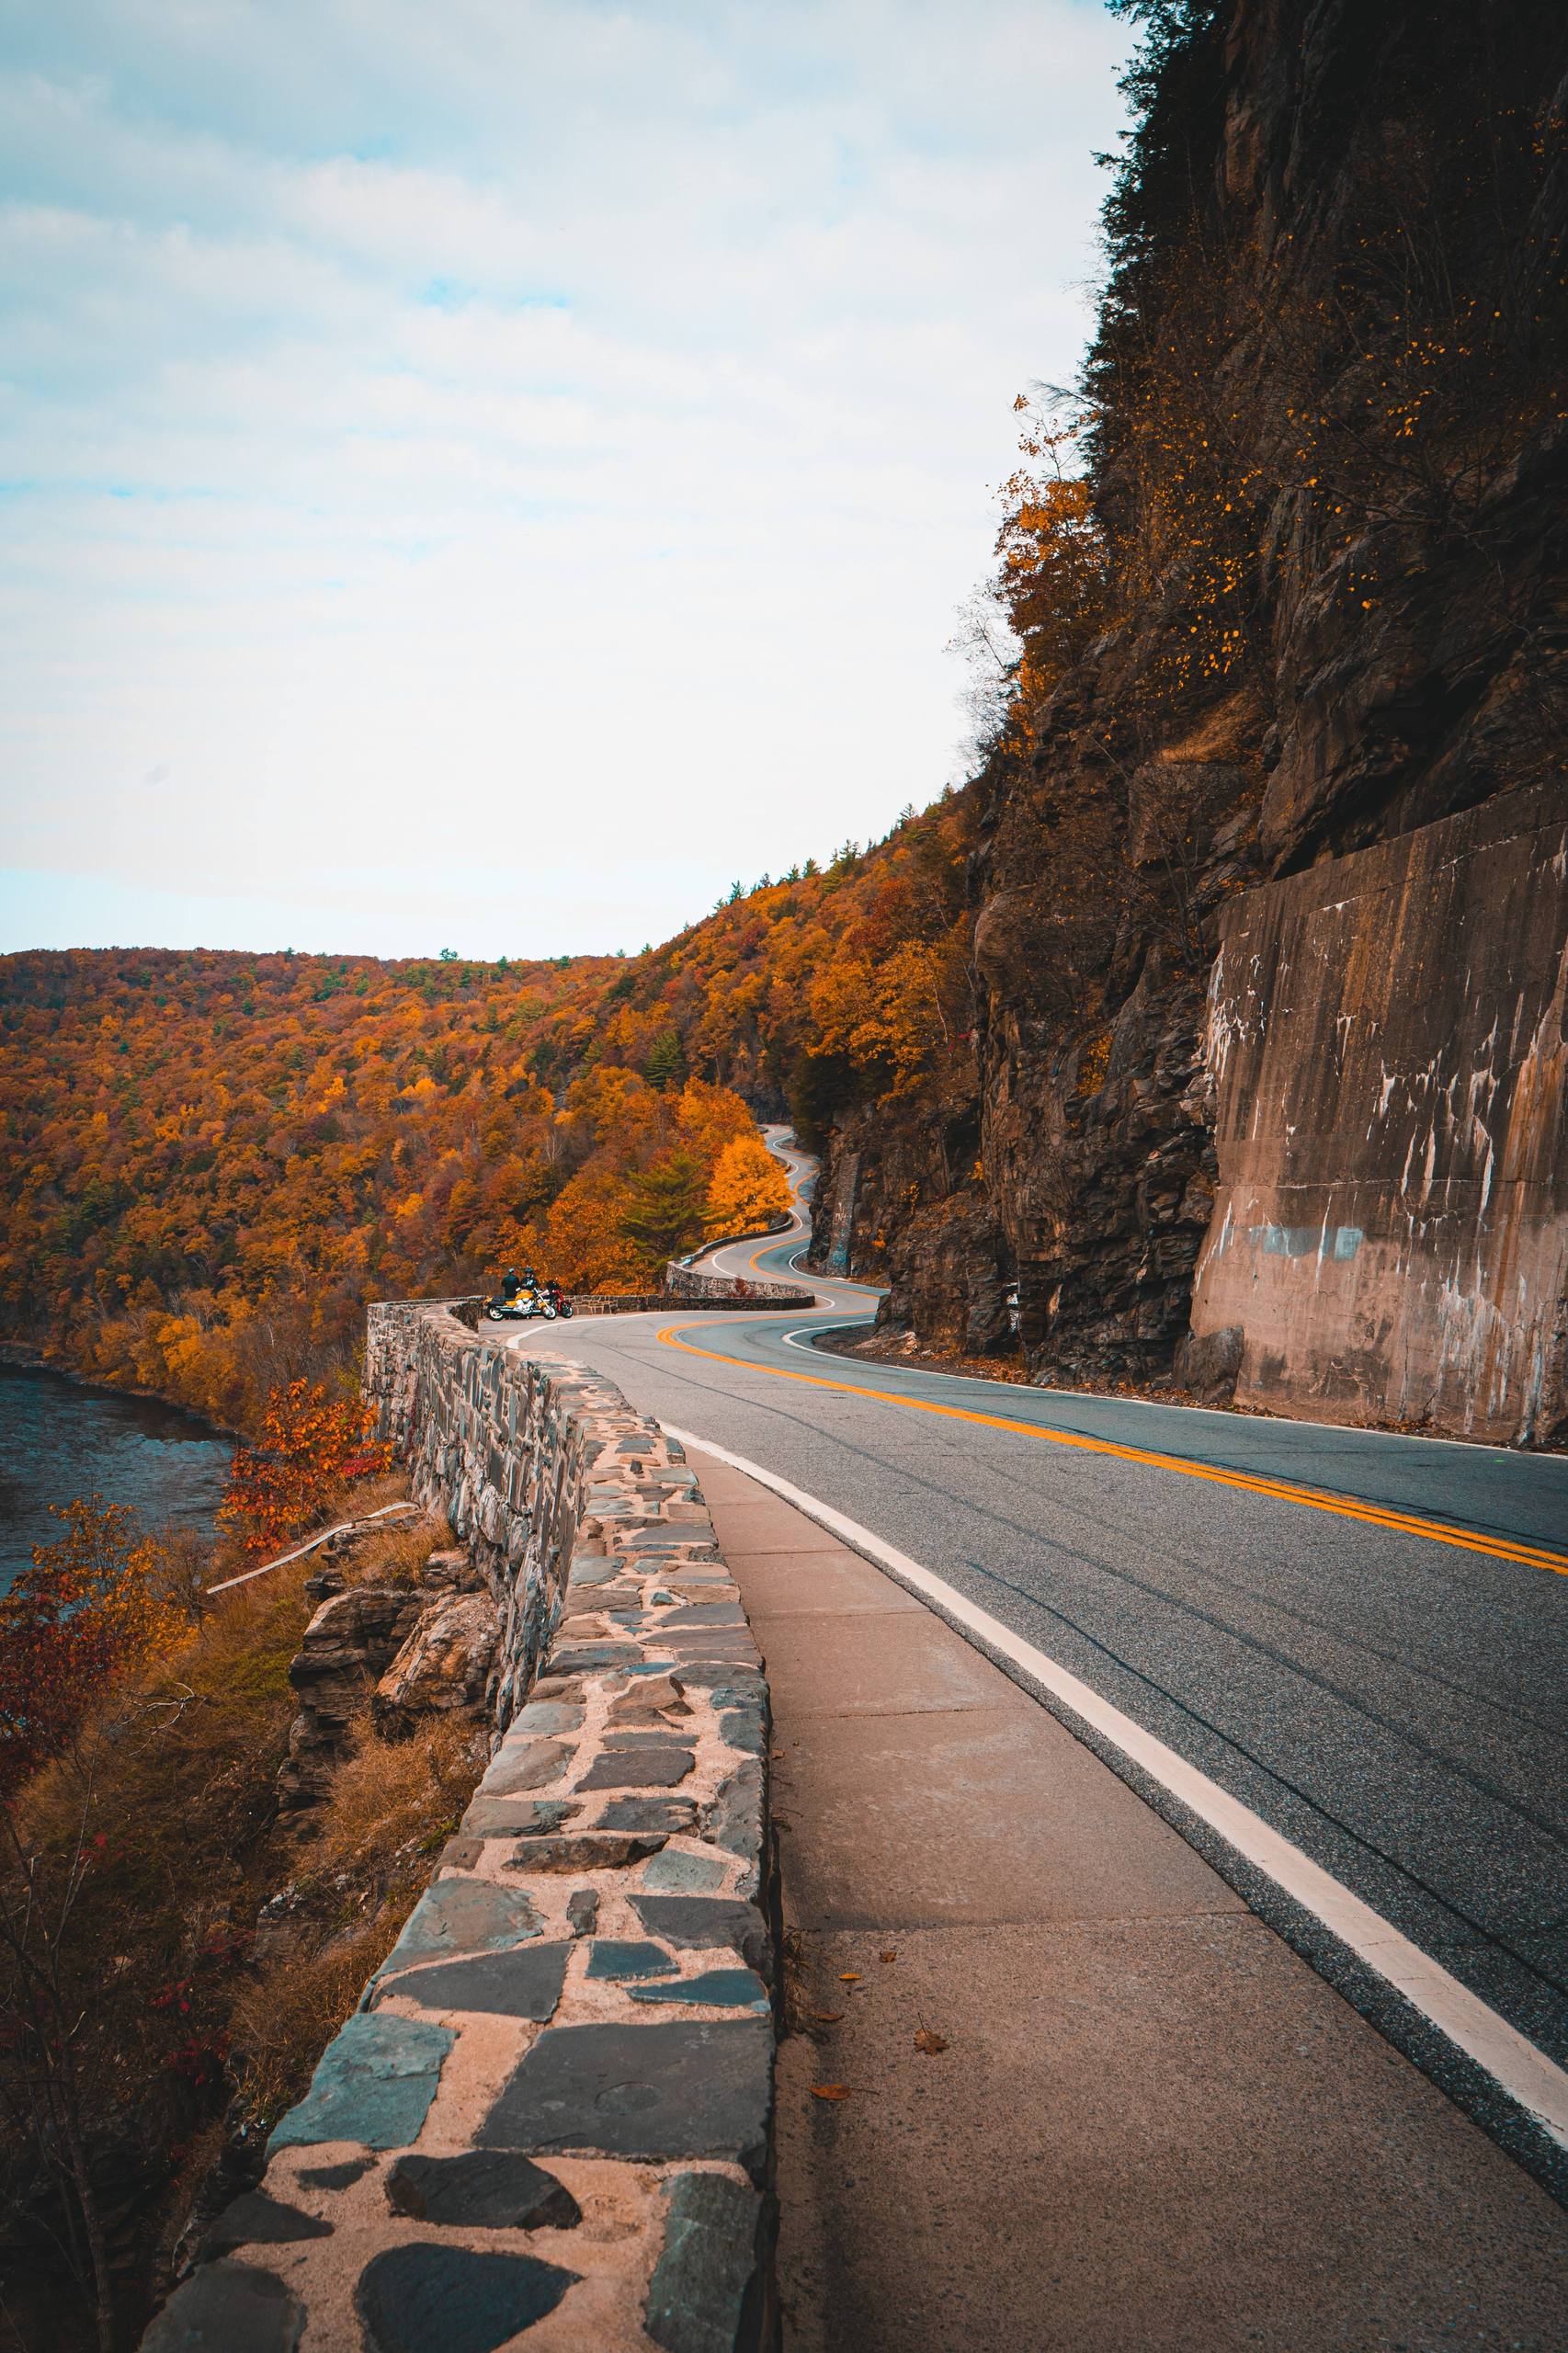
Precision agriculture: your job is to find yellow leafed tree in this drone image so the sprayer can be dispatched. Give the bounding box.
[704,1133,790,1241]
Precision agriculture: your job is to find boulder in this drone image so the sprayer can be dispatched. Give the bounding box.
[419,1545,484,1594]
[372,1592,500,1735]
[1173,1323,1244,1404]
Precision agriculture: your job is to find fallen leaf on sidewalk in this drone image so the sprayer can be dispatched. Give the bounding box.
[811,2084,853,2101]
[879,1949,897,1963]
[913,2029,949,2054]
[838,1972,861,1983]
[812,2010,845,2023]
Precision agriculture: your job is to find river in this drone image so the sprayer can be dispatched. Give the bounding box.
[0,1363,234,1595]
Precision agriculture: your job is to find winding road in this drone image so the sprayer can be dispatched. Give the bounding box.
[529,1128,1568,2187]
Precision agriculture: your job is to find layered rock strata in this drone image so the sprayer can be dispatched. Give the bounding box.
[278,1545,496,1809]
[145,1309,775,2353]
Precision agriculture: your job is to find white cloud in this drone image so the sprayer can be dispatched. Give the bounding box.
[0,0,1130,956]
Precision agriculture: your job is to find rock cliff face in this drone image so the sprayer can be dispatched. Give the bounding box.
[816,0,1567,1439]
[1189,782,1568,1439]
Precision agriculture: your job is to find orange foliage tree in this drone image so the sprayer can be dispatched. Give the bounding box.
[704,1133,791,1240]
[217,1380,393,1557]
[0,1498,189,1795]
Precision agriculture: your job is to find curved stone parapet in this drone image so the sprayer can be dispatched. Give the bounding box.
[144,1303,777,2353]
[662,1261,814,1308]
[678,1211,794,1263]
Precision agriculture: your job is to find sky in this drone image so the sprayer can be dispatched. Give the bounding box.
[0,0,1131,961]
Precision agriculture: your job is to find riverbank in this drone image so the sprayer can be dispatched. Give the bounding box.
[0,1332,246,1436]
[0,1361,235,1593]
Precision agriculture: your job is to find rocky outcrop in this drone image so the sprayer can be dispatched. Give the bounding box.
[278,1540,498,1805]
[278,1584,429,1811]
[373,1593,500,1734]
[875,1194,1013,1358]
[818,0,1568,1438]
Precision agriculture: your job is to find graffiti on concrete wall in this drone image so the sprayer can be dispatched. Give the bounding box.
[1188,782,1568,1444]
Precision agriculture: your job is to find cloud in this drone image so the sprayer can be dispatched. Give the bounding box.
[0,0,1130,957]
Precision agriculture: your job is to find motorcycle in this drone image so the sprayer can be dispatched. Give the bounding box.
[483,1280,574,1323]
[483,1288,555,1323]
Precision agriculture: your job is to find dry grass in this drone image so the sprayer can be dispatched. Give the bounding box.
[230,1711,485,2125]
[332,1507,452,1591]
[0,1481,488,2346]
[227,1926,395,2129]
[312,1709,482,1878]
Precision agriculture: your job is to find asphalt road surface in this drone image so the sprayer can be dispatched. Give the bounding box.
[528,1129,1568,2182]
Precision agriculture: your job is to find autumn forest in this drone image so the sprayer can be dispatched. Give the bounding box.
[0,771,980,1434]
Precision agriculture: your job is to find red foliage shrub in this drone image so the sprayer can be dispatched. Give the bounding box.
[218,1380,394,1557]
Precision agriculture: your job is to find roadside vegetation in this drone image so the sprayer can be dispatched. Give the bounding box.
[0,1414,481,2350]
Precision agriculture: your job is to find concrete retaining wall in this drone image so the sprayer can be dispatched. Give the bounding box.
[1187,781,1568,1441]
[146,1304,777,2353]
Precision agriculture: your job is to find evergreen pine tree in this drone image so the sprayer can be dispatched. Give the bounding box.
[621,1147,708,1266]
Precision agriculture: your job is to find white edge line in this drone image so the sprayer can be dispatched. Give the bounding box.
[665,1419,1568,2154]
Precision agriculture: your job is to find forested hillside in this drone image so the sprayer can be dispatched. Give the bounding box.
[0,786,974,1429]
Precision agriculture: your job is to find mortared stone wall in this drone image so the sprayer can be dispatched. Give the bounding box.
[143,1302,778,2353]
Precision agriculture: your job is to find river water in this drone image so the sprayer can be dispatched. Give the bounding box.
[0,1363,233,1595]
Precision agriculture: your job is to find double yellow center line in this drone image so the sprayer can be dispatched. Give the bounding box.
[655,1320,1568,1576]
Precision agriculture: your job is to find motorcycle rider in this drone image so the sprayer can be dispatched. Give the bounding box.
[500,1266,539,1304]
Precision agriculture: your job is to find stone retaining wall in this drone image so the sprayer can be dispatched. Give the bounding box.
[145,1304,777,2353]
[662,1262,813,1308]
[678,1212,794,1264]
[447,1279,816,1325]
[567,1289,808,1316]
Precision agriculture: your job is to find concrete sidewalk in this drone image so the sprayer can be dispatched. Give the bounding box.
[689,1446,1568,2352]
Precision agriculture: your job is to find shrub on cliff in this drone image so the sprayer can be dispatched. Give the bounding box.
[217,1379,394,1557]
[0,1502,484,2350]
[0,1498,195,1798]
